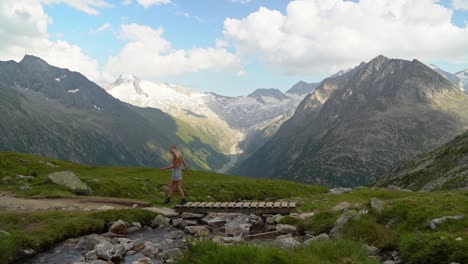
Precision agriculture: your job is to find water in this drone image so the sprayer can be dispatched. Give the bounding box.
[23,228,183,264]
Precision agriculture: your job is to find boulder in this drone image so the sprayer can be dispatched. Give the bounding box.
[275,236,301,248]
[161,248,183,260]
[427,215,464,229]
[363,244,380,256]
[330,210,358,239]
[144,207,179,218]
[47,171,92,195]
[207,218,227,228]
[171,218,187,229]
[95,241,121,261]
[332,202,353,211]
[276,224,297,234]
[329,187,352,194]
[76,234,110,252]
[151,215,170,228]
[109,220,128,235]
[244,231,279,241]
[85,250,98,261]
[141,241,160,257]
[370,198,384,213]
[304,233,330,244]
[184,226,210,237]
[180,212,205,219]
[132,257,154,264]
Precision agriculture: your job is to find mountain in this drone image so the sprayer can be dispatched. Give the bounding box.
[376,131,468,191]
[455,69,468,93]
[105,74,242,154]
[428,64,464,92]
[0,55,227,170]
[233,55,468,187]
[286,81,319,95]
[106,76,311,167]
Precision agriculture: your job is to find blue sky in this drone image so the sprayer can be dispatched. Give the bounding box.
[2,0,468,96]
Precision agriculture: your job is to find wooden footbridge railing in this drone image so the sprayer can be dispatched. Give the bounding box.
[175,201,296,214]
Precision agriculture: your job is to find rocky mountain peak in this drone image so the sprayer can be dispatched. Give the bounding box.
[248,88,288,102]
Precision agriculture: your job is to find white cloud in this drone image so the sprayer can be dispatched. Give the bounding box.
[0,0,103,82]
[42,0,113,15]
[122,0,132,5]
[105,23,241,78]
[453,0,468,10]
[91,22,111,33]
[223,0,468,75]
[137,0,171,8]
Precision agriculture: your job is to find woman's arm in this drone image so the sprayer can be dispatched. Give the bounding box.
[161,165,175,170]
[181,157,191,176]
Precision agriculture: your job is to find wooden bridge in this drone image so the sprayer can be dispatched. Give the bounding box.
[175,201,296,214]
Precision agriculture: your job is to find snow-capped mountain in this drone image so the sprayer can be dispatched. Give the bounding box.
[428,64,464,92]
[455,69,468,93]
[105,75,310,162]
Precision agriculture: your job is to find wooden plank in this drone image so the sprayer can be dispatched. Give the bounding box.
[281,202,288,208]
[251,202,258,208]
[289,202,296,208]
[219,202,228,208]
[198,202,207,207]
[227,202,236,208]
[273,202,281,207]
[243,202,251,207]
[191,202,201,207]
[236,202,245,207]
[204,202,214,208]
[266,202,273,207]
[212,202,222,208]
[258,202,266,208]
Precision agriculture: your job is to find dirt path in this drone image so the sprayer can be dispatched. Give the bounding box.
[0,192,149,212]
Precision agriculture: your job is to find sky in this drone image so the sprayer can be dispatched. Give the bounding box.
[1,0,468,96]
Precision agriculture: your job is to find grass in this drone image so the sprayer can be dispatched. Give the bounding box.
[177,240,379,264]
[0,209,156,264]
[1,151,467,264]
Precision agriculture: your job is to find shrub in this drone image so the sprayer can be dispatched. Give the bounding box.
[342,215,397,249]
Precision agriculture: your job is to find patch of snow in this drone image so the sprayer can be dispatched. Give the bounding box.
[67,89,79,94]
[55,78,61,82]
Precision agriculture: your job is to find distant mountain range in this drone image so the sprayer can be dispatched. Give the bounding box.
[376,130,468,191]
[0,56,227,170]
[233,55,468,187]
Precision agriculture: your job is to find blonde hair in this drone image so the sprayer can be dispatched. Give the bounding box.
[171,146,182,167]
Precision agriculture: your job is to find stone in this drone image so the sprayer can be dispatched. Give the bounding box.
[171,218,187,229]
[161,248,183,260]
[275,236,301,248]
[304,233,330,244]
[276,224,297,234]
[185,226,209,237]
[47,171,92,195]
[76,234,110,252]
[386,185,401,191]
[109,220,128,235]
[330,210,358,239]
[370,197,384,213]
[132,257,154,264]
[0,230,11,236]
[244,231,279,240]
[184,219,198,226]
[128,226,141,233]
[131,222,142,228]
[266,216,276,225]
[221,236,243,243]
[207,218,226,228]
[100,232,126,239]
[96,205,115,211]
[144,207,179,217]
[85,250,98,261]
[427,215,464,229]
[294,212,315,220]
[16,174,35,181]
[141,242,160,257]
[180,212,205,219]
[363,244,380,256]
[19,183,31,191]
[133,242,146,252]
[117,238,134,252]
[159,185,170,192]
[329,187,352,194]
[382,261,401,264]
[274,214,285,223]
[249,222,266,234]
[18,248,36,258]
[2,176,12,184]
[151,215,170,228]
[95,241,121,261]
[332,202,353,211]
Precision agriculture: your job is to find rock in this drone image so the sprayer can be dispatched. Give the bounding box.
[131,222,142,228]
[151,215,170,228]
[294,212,315,220]
[275,236,301,248]
[128,226,141,233]
[18,248,36,258]
[161,248,182,260]
[100,232,126,239]
[45,162,59,167]
[427,215,464,229]
[370,197,384,213]
[116,238,134,252]
[19,183,31,191]
[184,226,209,237]
[304,233,330,244]
[276,224,297,234]
[330,210,358,239]
[109,220,128,235]
[329,187,352,194]
[96,205,115,211]
[249,222,266,234]
[16,174,35,181]
[141,241,160,257]
[382,261,401,264]
[358,209,368,215]
[244,231,279,240]
[207,218,226,228]
[331,202,353,211]
[221,236,243,243]
[180,212,205,219]
[456,237,463,241]
[171,218,187,229]
[47,171,92,195]
[184,219,198,226]
[159,185,170,192]
[386,185,401,191]
[143,207,179,217]
[274,214,285,223]
[95,241,122,261]
[85,250,98,261]
[2,176,12,184]
[0,230,10,236]
[363,244,380,256]
[133,242,146,252]
[266,216,276,225]
[132,257,154,264]
[76,234,110,252]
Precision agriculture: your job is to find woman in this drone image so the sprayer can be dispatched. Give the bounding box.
[161,146,191,205]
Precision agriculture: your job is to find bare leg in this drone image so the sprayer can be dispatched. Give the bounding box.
[167,179,174,198]
[175,181,185,199]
